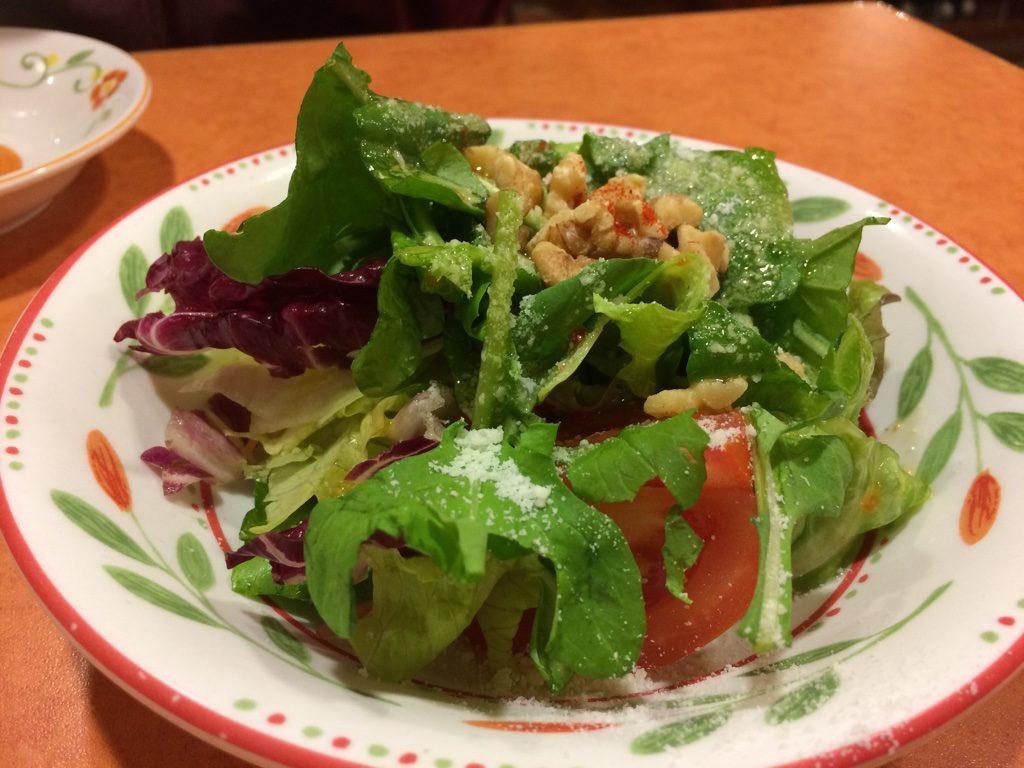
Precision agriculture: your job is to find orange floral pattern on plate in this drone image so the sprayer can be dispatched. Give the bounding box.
[959,470,1000,545]
[86,429,132,511]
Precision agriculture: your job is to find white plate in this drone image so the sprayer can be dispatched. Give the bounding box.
[2,120,1023,768]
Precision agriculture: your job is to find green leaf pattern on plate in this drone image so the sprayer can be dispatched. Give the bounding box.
[629,581,951,748]
[176,533,215,593]
[790,196,852,223]
[119,245,151,318]
[52,490,155,566]
[986,412,1024,452]
[903,286,1024,478]
[967,357,1024,394]
[764,668,840,725]
[159,206,195,254]
[630,708,732,755]
[915,409,963,486]
[104,565,220,626]
[897,346,933,420]
[101,206,198,406]
[261,616,312,664]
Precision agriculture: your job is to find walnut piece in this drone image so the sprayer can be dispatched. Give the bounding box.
[643,377,749,418]
[464,145,543,236]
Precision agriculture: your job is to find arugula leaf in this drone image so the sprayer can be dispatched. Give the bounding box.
[753,218,887,374]
[305,421,644,690]
[663,513,704,604]
[352,258,444,396]
[566,412,709,507]
[204,43,390,282]
[717,239,803,309]
[508,139,579,175]
[736,406,794,654]
[392,232,487,300]
[472,190,532,432]
[650,146,792,242]
[686,302,835,419]
[581,133,669,185]
[204,44,491,282]
[514,259,662,382]
[359,137,490,215]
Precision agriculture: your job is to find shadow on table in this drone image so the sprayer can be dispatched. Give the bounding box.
[0,130,175,306]
[87,665,253,767]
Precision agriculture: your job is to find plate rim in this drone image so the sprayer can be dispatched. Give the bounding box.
[2,123,1023,768]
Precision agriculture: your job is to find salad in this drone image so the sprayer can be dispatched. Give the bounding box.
[113,43,928,693]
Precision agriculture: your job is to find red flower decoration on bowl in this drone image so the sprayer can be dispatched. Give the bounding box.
[90,69,128,111]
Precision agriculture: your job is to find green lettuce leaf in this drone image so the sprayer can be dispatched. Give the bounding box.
[305,421,645,690]
[593,295,702,397]
[791,418,929,577]
[351,547,511,681]
[739,407,928,651]
[231,556,310,601]
[474,557,546,668]
[250,394,407,533]
[849,279,897,403]
[816,315,875,419]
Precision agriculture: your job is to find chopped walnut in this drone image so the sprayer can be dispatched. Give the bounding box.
[643,377,748,418]
[530,241,595,285]
[677,224,730,273]
[464,145,544,235]
[528,176,670,284]
[544,152,588,216]
[650,194,703,230]
[776,350,808,380]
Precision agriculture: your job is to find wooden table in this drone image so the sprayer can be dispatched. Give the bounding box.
[2,3,1023,766]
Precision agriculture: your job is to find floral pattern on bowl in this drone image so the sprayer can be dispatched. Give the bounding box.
[0,27,151,232]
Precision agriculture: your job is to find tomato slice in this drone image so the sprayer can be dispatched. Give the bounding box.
[596,410,759,668]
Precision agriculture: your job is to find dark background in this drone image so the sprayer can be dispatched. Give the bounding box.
[2,0,1022,64]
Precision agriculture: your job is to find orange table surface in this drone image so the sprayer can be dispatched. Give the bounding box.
[2,3,1023,766]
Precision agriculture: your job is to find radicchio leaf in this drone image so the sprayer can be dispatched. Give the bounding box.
[140,446,212,495]
[225,521,308,584]
[164,409,245,483]
[345,436,439,483]
[114,239,384,377]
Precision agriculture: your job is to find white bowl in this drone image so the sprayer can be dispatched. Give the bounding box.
[0,27,151,232]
